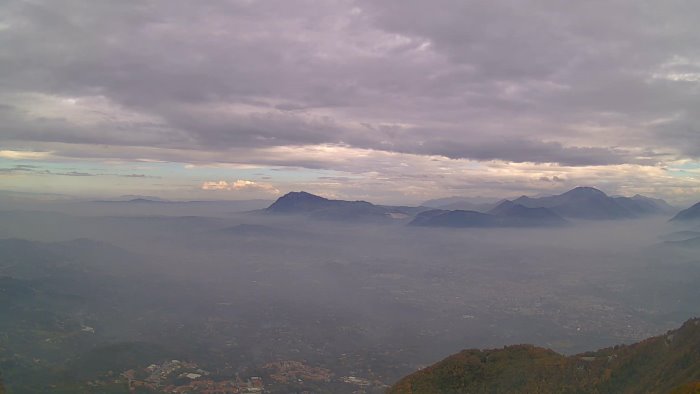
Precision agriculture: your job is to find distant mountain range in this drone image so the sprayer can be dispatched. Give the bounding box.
[389,318,700,394]
[421,190,676,217]
[263,187,679,225]
[671,202,700,222]
[421,196,501,212]
[488,200,569,226]
[512,187,674,219]
[410,200,568,228]
[94,197,271,208]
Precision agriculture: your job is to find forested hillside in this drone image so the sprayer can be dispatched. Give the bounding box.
[389,319,700,393]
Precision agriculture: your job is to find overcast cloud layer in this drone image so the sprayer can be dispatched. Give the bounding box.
[1,0,700,203]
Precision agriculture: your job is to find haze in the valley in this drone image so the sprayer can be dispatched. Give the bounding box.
[2,188,700,392]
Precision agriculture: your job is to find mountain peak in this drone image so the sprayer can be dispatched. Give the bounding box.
[264,191,406,222]
[265,191,330,213]
[279,191,328,201]
[487,200,516,215]
[562,186,607,197]
[510,187,665,220]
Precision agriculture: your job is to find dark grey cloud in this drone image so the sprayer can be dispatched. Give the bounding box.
[388,137,633,166]
[1,0,699,168]
[652,111,700,157]
[0,165,94,176]
[0,165,40,174]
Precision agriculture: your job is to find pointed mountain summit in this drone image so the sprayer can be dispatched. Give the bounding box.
[265,191,334,213]
[485,199,519,216]
[563,186,608,198]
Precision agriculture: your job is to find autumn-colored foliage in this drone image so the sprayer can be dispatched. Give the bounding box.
[670,381,700,394]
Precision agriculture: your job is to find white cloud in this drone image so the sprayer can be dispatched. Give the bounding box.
[201,179,280,195]
[201,181,230,190]
[0,150,50,159]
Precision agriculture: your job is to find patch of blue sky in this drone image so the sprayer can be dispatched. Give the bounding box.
[668,161,700,177]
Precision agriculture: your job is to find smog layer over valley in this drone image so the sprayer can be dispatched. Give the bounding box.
[2,1,700,393]
[2,189,700,392]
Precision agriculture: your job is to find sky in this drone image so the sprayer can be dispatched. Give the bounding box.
[1,0,700,205]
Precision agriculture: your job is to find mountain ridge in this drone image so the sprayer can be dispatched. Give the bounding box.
[512,186,670,219]
[265,188,676,224]
[409,201,568,228]
[671,202,700,222]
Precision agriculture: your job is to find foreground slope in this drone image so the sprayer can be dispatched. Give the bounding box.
[389,318,700,394]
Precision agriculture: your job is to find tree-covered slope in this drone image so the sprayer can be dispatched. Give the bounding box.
[389,318,700,394]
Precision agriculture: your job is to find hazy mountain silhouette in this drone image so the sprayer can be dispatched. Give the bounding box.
[671,202,700,222]
[619,194,676,215]
[421,196,501,212]
[410,209,498,228]
[265,188,672,225]
[410,201,567,228]
[265,191,424,222]
[513,187,670,220]
[488,200,569,227]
